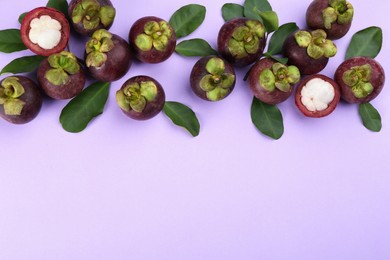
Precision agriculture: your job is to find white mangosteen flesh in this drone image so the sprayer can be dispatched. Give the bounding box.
[301,78,335,112]
[29,15,62,50]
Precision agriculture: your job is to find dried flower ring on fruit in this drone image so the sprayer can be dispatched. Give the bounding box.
[20,7,70,56]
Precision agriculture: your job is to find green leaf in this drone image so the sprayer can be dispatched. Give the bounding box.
[258,11,278,33]
[222,3,244,22]
[0,29,27,53]
[346,26,383,60]
[176,38,217,57]
[359,103,382,132]
[46,0,69,19]
[267,22,299,55]
[169,4,206,39]
[18,12,27,24]
[163,101,200,137]
[263,52,288,64]
[1,55,46,75]
[60,82,110,133]
[251,97,284,140]
[244,0,272,20]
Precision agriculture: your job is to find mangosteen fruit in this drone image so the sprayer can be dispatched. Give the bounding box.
[217,18,266,67]
[129,16,177,63]
[248,58,301,105]
[116,76,165,120]
[306,0,354,40]
[283,29,337,75]
[295,74,341,118]
[37,51,86,99]
[20,7,70,56]
[190,56,236,102]
[0,76,42,124]
[85,29,132,82]
[334,56,385,104]
[68,0,116,36]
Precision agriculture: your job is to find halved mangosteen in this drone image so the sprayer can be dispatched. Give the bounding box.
[20,7,70,56]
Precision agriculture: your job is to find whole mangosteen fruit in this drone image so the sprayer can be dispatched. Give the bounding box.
[334,56,385,104]
[0,76,42,124]
[217,18,266,67]
[116,75,165,120]
[295,74,341,118]
[37,51,86,99]
[306,0,354,40]
[20,7,70,56]
[248,58,301,105]
[190,56,236,102]
[68,0,116,36]
[129,16,177,64]
[283,29,337,75]
[85,29,132,82]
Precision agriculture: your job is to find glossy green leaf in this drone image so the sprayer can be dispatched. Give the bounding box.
[263,52,288,64]
[267,22,299,55]
[359,103,382,132]
[163,101,200,137]
[60,82,110,133]
[169,4,206,39]
[1,55,46,75]
[258,11,278,33]
[18,12,27,24]
[244,0,272,20]
[46,0,69,19]
[346,26,383,60]
[251,97,284,140]
[222,3,244,22]
[176,38,217,57]
[0,29,27,53]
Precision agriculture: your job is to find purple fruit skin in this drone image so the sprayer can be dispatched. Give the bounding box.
[306,0,352,40]
[129,16,177,64]
[86,34,132,82]
[190,55,236,101]
[217,18,266,67]
[248,58,295,105]
[283,31,329,75]
[37,59,86,100]
[68,0,115,36]
[334,56,385,104]
[0,76,42,124]
[119,76,165,120]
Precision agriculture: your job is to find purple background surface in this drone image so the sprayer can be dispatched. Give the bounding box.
[1,0,389,259]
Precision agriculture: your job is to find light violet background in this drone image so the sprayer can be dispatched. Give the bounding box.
[0,0,389,259]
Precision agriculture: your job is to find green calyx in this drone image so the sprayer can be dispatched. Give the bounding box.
[323,0,354,29]
[135,21,173,52]
[85,29,114,67]
[259,63,300,92]
[116,81,158,113]
[294,29,337,59]
[45,51,80,86]
[342,64,374,98]
[199,57,235,101]
[72,0,116,30]
[0,77,26,116]
[228,20,266,59]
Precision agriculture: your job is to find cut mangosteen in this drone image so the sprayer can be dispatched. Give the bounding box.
[129,16,177,64]
[116,75,165,120]
[20,7,70,56]
[295,74,340,118]
[37,51,86,99]
[190,56,236,102]
[334,56,385,104]
[0,76,42,124]
[248,58,301,105]
[85,29,132,82]
[68,0,116,36]
[217,18,266,67]
[283,29,337,75]
[306,0,354,40]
